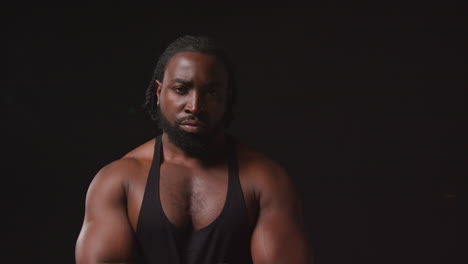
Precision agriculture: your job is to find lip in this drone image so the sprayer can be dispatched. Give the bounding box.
[180,120,206,127]
[179,120,207,133]
[180,124,206,133]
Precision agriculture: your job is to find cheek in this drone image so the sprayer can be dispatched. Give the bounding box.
[159,99,177,122]
[161,92,185,111]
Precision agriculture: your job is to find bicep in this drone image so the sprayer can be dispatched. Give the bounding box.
[75,166,137,264]
[251,167,309,264]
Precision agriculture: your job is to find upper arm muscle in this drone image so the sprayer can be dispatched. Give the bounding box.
[75,161,138,264]
[251,163,309,264]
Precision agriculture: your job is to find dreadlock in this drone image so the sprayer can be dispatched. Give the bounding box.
[143,35,237,128]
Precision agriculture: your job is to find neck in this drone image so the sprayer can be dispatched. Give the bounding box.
[161,132,229,166]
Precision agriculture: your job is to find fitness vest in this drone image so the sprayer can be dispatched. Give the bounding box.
[135,135,254,264]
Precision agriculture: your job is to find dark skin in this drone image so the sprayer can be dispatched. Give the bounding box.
[75,52,310,264]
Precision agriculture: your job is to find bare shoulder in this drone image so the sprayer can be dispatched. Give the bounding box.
[91,138,155,190]
[236,142,292,198]
[77,139,156,264]
[239,141,308,263]
[237,145,309,263]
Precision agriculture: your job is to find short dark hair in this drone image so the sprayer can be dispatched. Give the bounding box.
[143,35,237,128]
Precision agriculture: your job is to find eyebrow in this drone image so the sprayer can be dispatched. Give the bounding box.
[171,78,222,88]
[172,78,192,85]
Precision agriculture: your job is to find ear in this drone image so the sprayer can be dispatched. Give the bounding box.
[155,80,163,103]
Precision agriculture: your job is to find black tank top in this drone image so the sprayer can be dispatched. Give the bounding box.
[135,135,254,264]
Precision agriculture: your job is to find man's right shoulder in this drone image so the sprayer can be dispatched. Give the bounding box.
[92,138,156,186]
[96,158,144,180]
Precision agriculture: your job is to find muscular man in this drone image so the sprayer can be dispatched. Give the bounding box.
[76,35,309,264]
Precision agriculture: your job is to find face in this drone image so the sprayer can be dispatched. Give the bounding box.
[156,52,229,153]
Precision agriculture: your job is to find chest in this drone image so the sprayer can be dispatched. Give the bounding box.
[127,160,258,232]
[158,163,229,230]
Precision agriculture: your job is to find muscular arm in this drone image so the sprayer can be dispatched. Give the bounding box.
[251,163,310,264]
[75,161,137,264]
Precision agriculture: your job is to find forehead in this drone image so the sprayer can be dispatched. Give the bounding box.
[163,52,228,82]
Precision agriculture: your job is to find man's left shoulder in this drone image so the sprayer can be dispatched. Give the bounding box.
[235,141,302,220]
[235,142,290,186]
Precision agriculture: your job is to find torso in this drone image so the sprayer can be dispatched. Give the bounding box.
[123,138,259,233]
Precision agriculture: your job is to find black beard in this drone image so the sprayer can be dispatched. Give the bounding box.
[157,107,221,157]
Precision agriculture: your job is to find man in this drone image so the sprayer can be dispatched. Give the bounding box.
[75,35,309,264]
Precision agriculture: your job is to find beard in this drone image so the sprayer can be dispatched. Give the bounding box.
[157,106,223,156]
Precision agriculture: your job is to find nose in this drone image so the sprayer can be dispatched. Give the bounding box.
[184,91,204,114]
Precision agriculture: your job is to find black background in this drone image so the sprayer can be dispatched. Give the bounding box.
[5,4,464,264]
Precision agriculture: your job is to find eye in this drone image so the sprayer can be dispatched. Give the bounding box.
[173,86,188,94]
